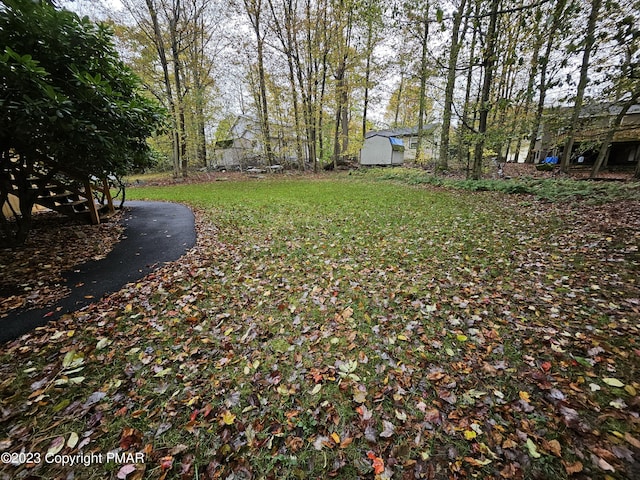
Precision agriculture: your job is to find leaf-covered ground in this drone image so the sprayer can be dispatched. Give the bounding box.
[1,176,639,480]
[0,212,124,316]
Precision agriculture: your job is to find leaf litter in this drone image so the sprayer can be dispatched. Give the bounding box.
[0,211,124,316]
[1,177,639,479]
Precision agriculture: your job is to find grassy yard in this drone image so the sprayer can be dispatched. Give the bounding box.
[1,174,639,479]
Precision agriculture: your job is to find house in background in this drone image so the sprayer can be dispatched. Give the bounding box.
[505,140,530,163]
[213,115,298,169]
[531,103,640,167]
[360,125,440,166]
[213,116,264,169]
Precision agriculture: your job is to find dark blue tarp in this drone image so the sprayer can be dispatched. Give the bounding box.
[390,137,404,146]
[543,156,559,164]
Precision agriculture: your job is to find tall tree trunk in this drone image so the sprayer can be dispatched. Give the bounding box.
[267,0,306,168]
[145,0,180,177]
[257,33,275,165]
[192,9,208,168]
[456,0,479,169]
[591,94,640,177]
[393,71,404,128]
[362,7,375,139]
[293,13,316,168]
[438,0,468,171]
[244,0,275,166]
[516,8,543,163]
[332,55,351,168]
[317,53,328,168]
[560,0,601,173]
[168,3,188,178]
[525,0,567,164]
[331,0,353,168]
[195,98,207,167]
[415,9,430,164]
[471,0,500,180]
[288,60,305,169]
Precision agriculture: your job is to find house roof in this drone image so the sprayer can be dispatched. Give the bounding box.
[365,124,439,139]
[550,103,640,119]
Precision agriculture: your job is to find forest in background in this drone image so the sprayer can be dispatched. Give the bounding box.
[61,0,640,178]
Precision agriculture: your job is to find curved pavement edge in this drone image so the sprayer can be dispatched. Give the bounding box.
[0,201,196,343]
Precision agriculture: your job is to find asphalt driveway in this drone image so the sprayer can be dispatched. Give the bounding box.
[0,201,196,343]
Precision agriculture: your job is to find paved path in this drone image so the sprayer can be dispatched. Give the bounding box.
[0,201,196,343]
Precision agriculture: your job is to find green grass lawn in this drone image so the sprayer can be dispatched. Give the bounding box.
[1,174,639,479]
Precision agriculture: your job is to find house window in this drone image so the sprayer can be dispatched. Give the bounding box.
[409,138,418,150]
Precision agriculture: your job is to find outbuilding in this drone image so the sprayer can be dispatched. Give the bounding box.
[360,132,405,166]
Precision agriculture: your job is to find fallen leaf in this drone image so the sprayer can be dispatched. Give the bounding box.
[313,435,329,450]
[119,428,142,450]
[67,432,79,449]
[624,433,640,449]
[117,464,137,479]
[153,368,172,378]
[545,439,562,457]
[395,409,407,422]
[603,378,624,388]
[84,391,106,408]
[352,389,366,403]
[563,460,583,475]
[379,420,395,438]
[525,438,541,458]
[220,410,236,425]
[340,437,353,448]
[609,398,627,409]
[160,455,173,471]
[464,456,491,466]
[367,451,384,475]
[46,436,65,456]
[591,454,615,472]
[464,430,477,441]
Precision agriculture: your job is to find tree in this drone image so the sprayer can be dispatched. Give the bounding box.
[360,0,384,139]
[590,0,640,177]
[0,0,163,245]
[438,0,469,171]
[333,1,353,167]
[407,0,432,164]
[524,0,569,164]
[118,0,223,175]
[559,0,602,173]
[385,81,434,128]
[471,0,500,180]
[242,0,276,165]
[140,0,183,177]
[267,0,307,168]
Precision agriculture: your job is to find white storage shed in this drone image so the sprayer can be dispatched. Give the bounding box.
[360,132,405,166]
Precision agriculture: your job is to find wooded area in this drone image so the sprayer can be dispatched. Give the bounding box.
[63,0,640,178]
